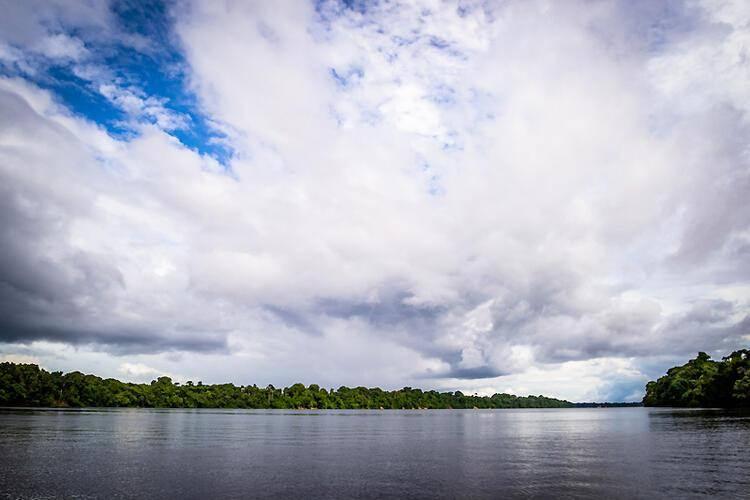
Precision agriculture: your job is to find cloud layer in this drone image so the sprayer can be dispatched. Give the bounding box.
[0,0,748,401]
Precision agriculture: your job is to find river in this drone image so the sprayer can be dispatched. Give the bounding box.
[0,407,748,498]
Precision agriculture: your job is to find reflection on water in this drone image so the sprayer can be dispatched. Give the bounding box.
[0,408,748,499]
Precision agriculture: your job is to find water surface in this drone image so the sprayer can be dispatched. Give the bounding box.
[0,407,748,498]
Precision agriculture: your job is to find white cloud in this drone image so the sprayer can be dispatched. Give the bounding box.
[119,362,161,377]
[33,33,88,60]
[98,84,190,131]
[0,354,40,365]
[118,362,185,383]
[443,356,649,403]
[649,0,750,121]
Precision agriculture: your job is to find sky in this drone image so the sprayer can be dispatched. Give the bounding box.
[0,0,748,402]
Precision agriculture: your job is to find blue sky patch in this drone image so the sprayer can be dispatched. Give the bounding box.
[0,0,232,164]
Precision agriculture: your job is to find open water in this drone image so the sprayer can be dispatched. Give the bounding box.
[0,407,748,499]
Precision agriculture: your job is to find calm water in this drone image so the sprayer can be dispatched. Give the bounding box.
[0,407,748,499]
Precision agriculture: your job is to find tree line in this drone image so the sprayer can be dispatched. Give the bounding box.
[0,362,573,409]
[643,349,750,407]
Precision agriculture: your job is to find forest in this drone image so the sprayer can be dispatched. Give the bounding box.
[0,362,572,409]
[643,349,750,407]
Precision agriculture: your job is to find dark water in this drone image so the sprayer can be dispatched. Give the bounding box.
[0,408,748,499]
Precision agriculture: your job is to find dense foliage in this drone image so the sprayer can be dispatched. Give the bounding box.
[643,350,750,407]
[0,363,572,409]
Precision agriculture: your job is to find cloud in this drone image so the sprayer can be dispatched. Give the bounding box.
[118,362,186,383]
[0,0,748,401]
[119,362,162,377]
[0,354,40,365]
[98,83,189,130]
[32,34,88,61]
[441,356,650,402]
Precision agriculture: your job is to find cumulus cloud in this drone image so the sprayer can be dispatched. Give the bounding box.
[98,84,189,130]
[0,0,748,401]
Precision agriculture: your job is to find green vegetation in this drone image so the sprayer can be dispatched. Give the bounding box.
[643,349,750,407]
[0,362,572,409]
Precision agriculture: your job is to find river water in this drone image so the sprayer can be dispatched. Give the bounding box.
[0,407,748,498]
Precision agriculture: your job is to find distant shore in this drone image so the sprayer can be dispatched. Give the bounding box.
[1,362,573,410]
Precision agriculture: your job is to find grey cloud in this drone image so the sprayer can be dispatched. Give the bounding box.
[263,305,323,337]
[438,366,508,380]
[0,319,228,355]
[0,1,111,47]
[258,288,447,338]
[529,300,749,364]
[668,109,750,269]
[317,291,446,327]
[0,85,230,355]
[585,378,646,403]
